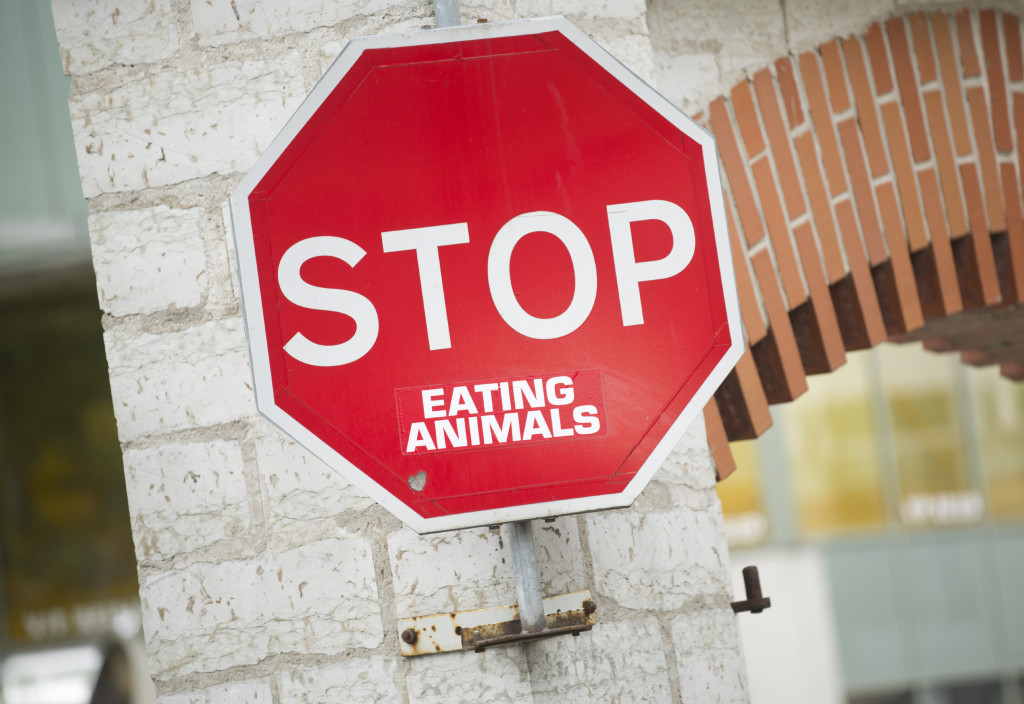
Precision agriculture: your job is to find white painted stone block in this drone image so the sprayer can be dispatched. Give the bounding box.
[388,526,514,616]
[279,657,401,703]
[532,516,586,597]
[596,33,656,85]
[104,318,254,442]
[527,618,673,703]
[654,51,722,116]
[253,425,375,549]
[89,206,207,317]
[672,608,749,703]
[123,440,250,562]
[784,0,896,53]
[388,517,584,617]
[69,54,306,197]
[157,679,273,704]
[647,0,786,103]
[191,0,413,47]
[140,537,382,676]
[406,647,534,704]
[52,0,179,75]
[587,506,730,610]
[514,0,645,20]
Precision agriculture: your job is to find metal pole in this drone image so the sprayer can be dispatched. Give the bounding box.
[508,521,546,633]
[433,0,461,28]
[428,0,548,641]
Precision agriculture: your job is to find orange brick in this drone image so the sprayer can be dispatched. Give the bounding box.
[820,39,851,113]
[918,168,964,316]
[792,221,847,372]
[725,192,768,344]
[798,52,847,197]
[710,98,765,246]
[876,181,925,332]
[956,10,981,77]
[910,13,937,83]
[966,87,1007,232]
[837,119,888,265]
[959,163,1003,306]
[933,13,973,156]
[1005,15,1023,83]
[1015,94,1024,192]
[880,102,929,251]
[703,400,737,481]
[750,249,809,402]
[865,23,895,95]
[999,163,1024,302]
[842,36,890,176]
[751,157,808,307]
[753,68,806,219]
[980,11,1013,153]
[714,350,772,440]
[886,17,931,162]
[734,350,772,436]
[775,56,805,128]
[794,133,846,283]
[834,199,888,347]
[731,80,766,157]
[923,90,969,237]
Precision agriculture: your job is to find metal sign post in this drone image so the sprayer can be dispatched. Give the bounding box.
[405,0,574,653]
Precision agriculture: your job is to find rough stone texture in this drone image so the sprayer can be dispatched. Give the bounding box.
[526,619,674,703]
[123,440,249,562]
[406,648,534,704]
[104,318,255,442]
[157,679,273,704]
[515,0,644,20]
[586,504,731,611]
[89,206,207,317]
[388,526,516,616]
[52,0,179,75]
[647,0,786,114]
[784,0,896,52]
[69,54,306,197]
[388,517,585,617]
[252,423,376,550]
[672,608,749,703]
[279,657,401,703]
[140,537,382,676]
[191,0,416,46]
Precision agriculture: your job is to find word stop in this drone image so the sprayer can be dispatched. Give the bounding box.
[276,200,696,366]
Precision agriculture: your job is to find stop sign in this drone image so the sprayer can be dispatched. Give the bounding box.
[229,17,742,533]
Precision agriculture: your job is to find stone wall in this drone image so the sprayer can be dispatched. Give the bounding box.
[55,0,748,701]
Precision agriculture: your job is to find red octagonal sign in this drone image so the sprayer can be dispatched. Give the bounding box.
[230,17,743,533]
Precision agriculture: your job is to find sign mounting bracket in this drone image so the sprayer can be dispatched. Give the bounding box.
[397,521,597,656]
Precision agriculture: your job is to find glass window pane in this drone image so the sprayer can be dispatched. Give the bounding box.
[966,365,1024,518]
[716,439,768,547]
[784,352,887,534]
[876,344,979,528]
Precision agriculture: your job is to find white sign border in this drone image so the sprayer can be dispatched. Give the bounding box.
[229,16,744,534]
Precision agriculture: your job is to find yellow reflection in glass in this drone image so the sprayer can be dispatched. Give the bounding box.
[877,344,977,527]
[716,439,767,547]
[784,352,887,534]
[966,365,1024,518]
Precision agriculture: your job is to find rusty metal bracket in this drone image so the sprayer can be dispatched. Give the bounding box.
[397,590,596,656]
[731,565,771,614]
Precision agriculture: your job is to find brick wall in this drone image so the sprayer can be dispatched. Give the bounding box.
[685,9,1024,478]
[55,0,747,701]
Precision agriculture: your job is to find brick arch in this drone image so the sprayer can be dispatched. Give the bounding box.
[701,8,1024,479]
